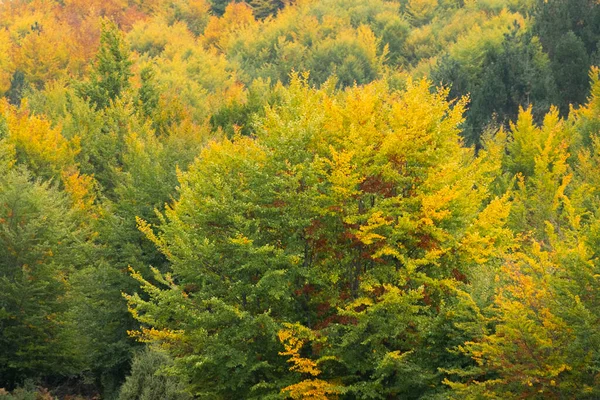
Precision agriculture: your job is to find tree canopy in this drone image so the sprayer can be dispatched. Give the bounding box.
[1,0,600,398]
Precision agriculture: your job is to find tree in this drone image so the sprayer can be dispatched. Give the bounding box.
[432,27,557,146]
[210,0,242,16]
[0,99,79,181]
[380,19,411,66]
[248,0,286,19]
[277,323,342,399]
[77,20,133,110]
[446,91,600,399]
[309,26,383,87]
[532,0,600,113]
[0,163,90,388]
[550,32,590,114]
[6,71,27,107]
[137,66,160,120]
[118,347,191,400]
[126,77,511,398]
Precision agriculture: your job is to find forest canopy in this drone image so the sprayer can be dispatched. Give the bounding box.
[1,0,600,399]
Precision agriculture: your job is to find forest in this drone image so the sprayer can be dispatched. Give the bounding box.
[1,0,600,398]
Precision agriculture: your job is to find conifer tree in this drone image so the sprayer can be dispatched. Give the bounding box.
[78,20,133,110]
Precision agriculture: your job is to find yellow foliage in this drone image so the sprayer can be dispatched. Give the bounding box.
[61,168,97,213]
[407,0,438,24]
[450,242,577,396]
[0,100,79,178]
[278,323,341,399]
[128,18,194,57]
[1,0,55,42]
[14,19,73,87]
[203,2,256,50]
[356,25,382,65]
[278,323,321,376]
[460,194,515,264]
[0,29,13,94]
[327,147,363,200]
[63,0,129,24]
[128,326,183,343]
[420,186,457,226]
[355,211,392,245]
[281,379,341,400]
[137,217,173,259]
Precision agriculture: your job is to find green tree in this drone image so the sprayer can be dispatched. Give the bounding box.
[550,32,590,114]
[210,0,242,16]
[380,18,411,66]
[309,27,383,88]
[532,0,600,113]
[248,0,286,19]
[137,66,160,120]
[126,77,511,399]
[118,348,191,400]
[432,28,557,146]
[77,20,133,110]
[6,71,27,107]
[0,162,90,388]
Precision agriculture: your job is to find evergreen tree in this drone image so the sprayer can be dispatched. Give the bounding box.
[6,71,27,107]
[533,0,600,112]
[432,28,557,146]
[77,20,132,110]
[551,32,590,114]
[137,66,160,120]
[210,0,241,16]
[248,0,286,19]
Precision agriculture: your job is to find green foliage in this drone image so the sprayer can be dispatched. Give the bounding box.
[209,78,282,136]
[533,0,600,112]
[210,0,242,16]
[118,348,191,400]
[248,0,287,19]
[444,82,600,398]
[126,76,512,398]
[0,165,89,387]
[380,18,411,65]
[550,31,590,113]
[77,21,133,110]
[309,27,383,87]
[0,381,52,400]
[432,26,557,145]
[2,0,600,398]
[137,66,160,119]
[6,71,27,107]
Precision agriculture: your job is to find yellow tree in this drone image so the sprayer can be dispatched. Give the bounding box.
[0,99,79,180]
[202,2,256,50]
[0,29,14,94]
[13,19,72,88]
[447,95,600,399]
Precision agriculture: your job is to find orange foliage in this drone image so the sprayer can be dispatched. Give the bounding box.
[203,2,255,50]
[0,0,150,87]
